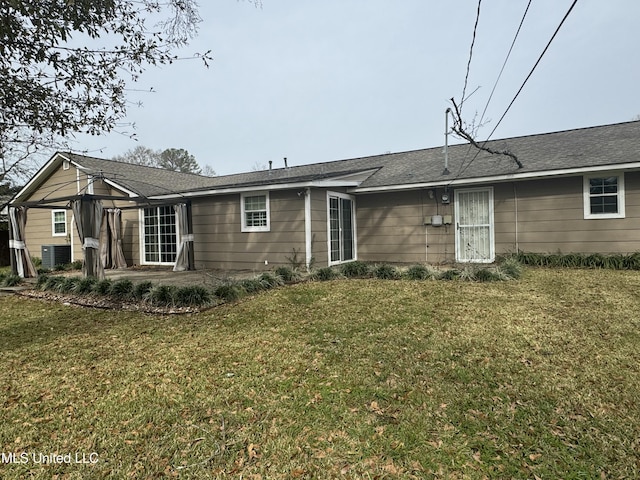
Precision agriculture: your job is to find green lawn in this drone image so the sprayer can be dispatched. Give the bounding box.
[1,268,639,479]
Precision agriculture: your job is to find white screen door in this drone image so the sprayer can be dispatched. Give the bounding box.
[455,187,494,263]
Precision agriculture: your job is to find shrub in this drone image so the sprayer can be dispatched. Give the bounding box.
[499,257,523,280]
[109,279,134,300]
[258,272,284,289]
[404,264,437,280]
[70,260,84,270]
[147,285,177,306]
[58,276,81,293]
[36,274,50,290]
[75,277,98,294]
[3,273,22,287]
[373,263,400,280]
[93,279,114,296]
[42,275,66,291]
[174,285,212,307]
[311,267,339,281]
[275,266,300,283]
[133,281,154,300]
[214,283,246,302]
[439,269,460,281]
[457,266,477,282]
[475,268,504,282]
[340,261,370,278]
[240,278,265,293]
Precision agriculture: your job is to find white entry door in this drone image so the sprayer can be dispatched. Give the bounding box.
[455,187,494,263]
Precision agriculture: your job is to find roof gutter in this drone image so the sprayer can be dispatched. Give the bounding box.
[148,179,363,201]
[351,162,640,193]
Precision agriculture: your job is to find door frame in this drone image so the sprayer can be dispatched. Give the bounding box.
[326,191,357,265]
[139,205,180,266]
[454,186,495,263]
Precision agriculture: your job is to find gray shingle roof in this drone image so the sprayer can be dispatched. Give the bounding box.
[70,120,640,196]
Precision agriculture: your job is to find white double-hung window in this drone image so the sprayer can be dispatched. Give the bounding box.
[241,192,270,232]
[52,209,67,236]
[584,173,625,219]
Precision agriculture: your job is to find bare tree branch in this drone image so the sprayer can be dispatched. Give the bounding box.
[449,97,523,169]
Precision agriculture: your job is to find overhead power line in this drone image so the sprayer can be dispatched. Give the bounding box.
[450,0,580,182]
[460,0,483,113]
[478,0,533,127]
[485,0,579,142]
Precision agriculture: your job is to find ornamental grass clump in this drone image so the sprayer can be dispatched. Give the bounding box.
[373,263,400,280]
[93,279,114,296]
[133,280,154,300]
[2,273,22,287]
[340,260,370,278]
[240,278,265,294]
[173,285,212,307]
[404,264,438,280]
[311,267,339,281]
[214,282,246,302]
[74,277,98,294]
[258,272,284,289]
[274,266,301,283]
[42,275,66,292]
[57,276,81,293]
[499,257,524,280]
[146,284,177,306]
[109,278,134,300]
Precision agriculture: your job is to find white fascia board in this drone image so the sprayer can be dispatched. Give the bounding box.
[147,179,362,201]
[12,152,141,204]
[351,163,640,193]
[72,162,139,198]
[11,152,64,203]
[100,178,139,198]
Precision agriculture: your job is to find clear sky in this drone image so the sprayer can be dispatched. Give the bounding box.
[76,0,640,176]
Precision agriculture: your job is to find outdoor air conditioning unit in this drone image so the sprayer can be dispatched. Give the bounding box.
[41,245,71,269]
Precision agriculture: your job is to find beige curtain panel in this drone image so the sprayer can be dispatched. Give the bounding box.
[9,206,37,278]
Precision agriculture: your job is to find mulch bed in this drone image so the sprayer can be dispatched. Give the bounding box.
[15,289,207,315]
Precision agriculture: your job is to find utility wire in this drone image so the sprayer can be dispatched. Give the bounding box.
[451,0,579,182]
[485,0,579,142]
[454,0,533,178]
[478,0,533,127]
[460,0,483,113]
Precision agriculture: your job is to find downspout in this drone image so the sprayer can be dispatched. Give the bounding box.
[186,200,195,270]
[304,188,312,271]
[513,182,519,252]
[8,207,16,275]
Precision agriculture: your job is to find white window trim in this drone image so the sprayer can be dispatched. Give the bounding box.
[52,209,67,237]
[326,191,357,266]
[583,173,625,219]
[241,192,270,232]
[138,207,180,265]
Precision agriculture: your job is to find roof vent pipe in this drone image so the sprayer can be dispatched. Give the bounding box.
[269,160,272,170]
[284,157,288,168]
[443,108,451,175]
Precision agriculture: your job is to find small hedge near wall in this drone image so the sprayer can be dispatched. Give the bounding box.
[31,259,524,311]
[512,252,640,270]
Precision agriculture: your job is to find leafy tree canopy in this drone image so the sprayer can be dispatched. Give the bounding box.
[113,146,214,175]
[0,0,208,182]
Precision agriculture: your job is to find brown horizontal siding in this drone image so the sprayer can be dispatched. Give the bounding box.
[356,191,429,264]
[494,173,640,255]
[310,189,328,266]
[191,190,305,270]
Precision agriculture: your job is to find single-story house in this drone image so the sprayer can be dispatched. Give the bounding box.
[8,120,640,276]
